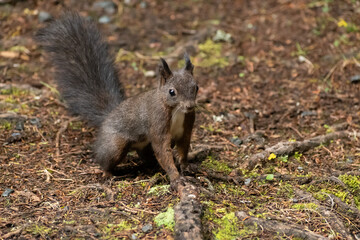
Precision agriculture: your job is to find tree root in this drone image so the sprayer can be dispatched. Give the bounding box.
[294,188,356,240]
[236,211,328,240]
[325,194,360,220]
[174,182,203,240]
[246,130,359,170]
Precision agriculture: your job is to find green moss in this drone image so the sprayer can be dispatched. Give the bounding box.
[69,121,83,130]
[213,212,257,240]
[291,203,318,210]
[277,182,294,198]
[339,174,360,207]
[201,156,232,174]
[196,39,229,68]
[26,224,52,238]
[102,221,134,239]
[154,207,175,231]
[0,120,13,130]
[213,212,241,240]
[339,174,360,193]
[215,183,245,197]
[0,86,28,96]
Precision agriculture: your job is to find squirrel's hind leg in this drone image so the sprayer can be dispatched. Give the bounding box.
[94,133,130,175]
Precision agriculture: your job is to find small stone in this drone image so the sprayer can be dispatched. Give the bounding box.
[29,117,42,128]
[230,137,242,146]
[244,178,251,186]
[300,111,317,117]
[140,1,147,8]
[2,188,14,197]
[297,166,303,171]
[38,11,52,23]
[144,70,156,78]
[98,15,111,24]
[291,198,298,203]
[93,1,117,14]
[350,75,360,84]
[212,114,225,122]
[15,121,24,131]
[6,132,22,143]
[142,223,153,233]
[213,29,232,42]
[131,233,138,240]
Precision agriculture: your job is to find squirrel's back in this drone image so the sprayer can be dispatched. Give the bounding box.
[36,12,125,127]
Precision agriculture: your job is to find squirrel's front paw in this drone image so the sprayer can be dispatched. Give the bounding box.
[170,176,187,192]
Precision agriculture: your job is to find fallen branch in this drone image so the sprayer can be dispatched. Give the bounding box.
[236,211,327,240]
[174,182,202,240]
[246,130,359,170]
[294,188,355,240]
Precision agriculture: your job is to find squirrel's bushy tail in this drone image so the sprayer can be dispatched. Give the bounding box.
[35,12,125,127]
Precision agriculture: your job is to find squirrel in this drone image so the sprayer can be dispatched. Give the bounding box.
[35,12,198,188]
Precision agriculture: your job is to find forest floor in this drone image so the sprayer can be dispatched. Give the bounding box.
[1,0,360,239]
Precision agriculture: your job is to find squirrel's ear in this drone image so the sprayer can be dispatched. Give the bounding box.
[184,53,194,75]
[159,58,172,86]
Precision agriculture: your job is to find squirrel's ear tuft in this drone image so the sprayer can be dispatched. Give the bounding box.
[159,58,172,86]
[184,53,194,75]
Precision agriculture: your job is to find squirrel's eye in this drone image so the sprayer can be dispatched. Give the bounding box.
[169,89,176,96]
[196,85,199,92]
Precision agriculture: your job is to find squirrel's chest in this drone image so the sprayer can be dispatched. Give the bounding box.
[170,110,185,141]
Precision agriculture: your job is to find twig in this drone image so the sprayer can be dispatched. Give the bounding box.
[55,120,69,160]
[236,211,328,240]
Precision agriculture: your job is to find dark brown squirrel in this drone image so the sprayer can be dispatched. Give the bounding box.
[35,12,198,188]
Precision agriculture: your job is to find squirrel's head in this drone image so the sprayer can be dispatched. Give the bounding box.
[158,54,198,113]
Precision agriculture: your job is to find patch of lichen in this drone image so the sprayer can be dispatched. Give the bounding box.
[201,156,232,174]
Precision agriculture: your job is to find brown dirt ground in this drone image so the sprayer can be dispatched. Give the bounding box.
[1,0,360,239]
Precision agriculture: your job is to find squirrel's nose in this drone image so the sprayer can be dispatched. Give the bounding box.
[184,102,195,111]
